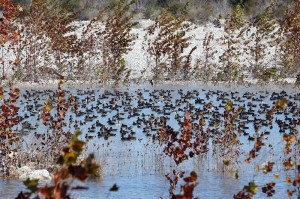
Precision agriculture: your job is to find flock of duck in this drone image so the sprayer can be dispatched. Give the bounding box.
[16,85,300,144]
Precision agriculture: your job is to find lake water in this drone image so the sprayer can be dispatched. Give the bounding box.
[1,82,299,199]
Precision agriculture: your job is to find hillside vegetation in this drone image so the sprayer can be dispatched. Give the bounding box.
[12,0,295,21]
[1,0,300,85]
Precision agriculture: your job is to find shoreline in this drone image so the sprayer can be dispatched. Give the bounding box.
[10,77,297,90]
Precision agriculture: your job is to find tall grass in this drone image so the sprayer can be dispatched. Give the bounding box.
[1,0,300,84]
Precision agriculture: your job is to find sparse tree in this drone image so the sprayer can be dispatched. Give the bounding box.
[246,3,278,82]
[144,3,196,81]
[219,4,247,83]
[100,0,137,84]
[278,1,300,80]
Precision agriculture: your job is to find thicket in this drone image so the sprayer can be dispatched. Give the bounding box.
[16,0,293,23]
[101,0,137,84]
[246,3,278,82]
[0,0,19,84]
[12,0,77,82]
[194,31,217,83]
[144,3,196,81]
[1,0,300,84]
[218,4,248,83]
[278,1,300,80]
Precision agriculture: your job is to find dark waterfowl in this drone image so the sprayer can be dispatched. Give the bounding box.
[12,86,299,145]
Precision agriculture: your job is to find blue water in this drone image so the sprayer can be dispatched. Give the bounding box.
[1,82,299,199]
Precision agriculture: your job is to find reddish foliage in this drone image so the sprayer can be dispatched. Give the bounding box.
[262,182,276,197]
[172,171,199,199]
[159,111,209,165]
[245,138,264,163]
[0,84,20,157]
[0,0,19,45]
[16,130,99,199]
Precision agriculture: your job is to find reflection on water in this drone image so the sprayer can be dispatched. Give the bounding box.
[0,179,26,198]
[0,171,295,199]
[1,82,299,198]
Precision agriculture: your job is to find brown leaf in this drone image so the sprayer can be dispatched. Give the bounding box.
[69,165,88,181]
